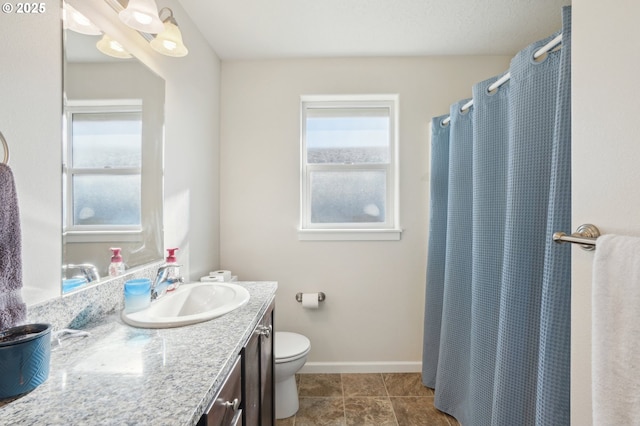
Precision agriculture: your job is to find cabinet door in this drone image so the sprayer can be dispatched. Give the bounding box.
[242,301,275,426]
[199,356,243,426]
[243,326,260,426]
[259,305,274,425]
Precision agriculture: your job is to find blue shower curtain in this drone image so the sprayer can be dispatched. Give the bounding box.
[422,6,571,426]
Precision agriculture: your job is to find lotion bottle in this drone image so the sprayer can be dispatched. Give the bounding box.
[108,247,125,277]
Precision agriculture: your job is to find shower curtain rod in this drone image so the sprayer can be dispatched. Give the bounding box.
[441,34,563,126]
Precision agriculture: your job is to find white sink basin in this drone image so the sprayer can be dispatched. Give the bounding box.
[121,282,250,329]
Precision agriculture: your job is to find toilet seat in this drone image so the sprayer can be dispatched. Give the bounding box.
[275,332,310,364]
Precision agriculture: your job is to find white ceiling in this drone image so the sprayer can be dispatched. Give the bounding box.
[177,0,571,60]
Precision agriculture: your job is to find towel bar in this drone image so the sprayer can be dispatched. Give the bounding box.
[553,223,600,251]
[0,131,8,164]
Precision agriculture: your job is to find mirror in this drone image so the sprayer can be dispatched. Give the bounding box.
[62,3,165,293]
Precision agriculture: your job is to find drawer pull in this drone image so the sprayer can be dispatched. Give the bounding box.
[256,324,272,338]
[231,408,242,426]
[222,398,240,412]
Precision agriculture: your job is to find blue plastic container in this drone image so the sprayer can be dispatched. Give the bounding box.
[0,323,52,399]
[62,278,87,293]
[124,278,151,313]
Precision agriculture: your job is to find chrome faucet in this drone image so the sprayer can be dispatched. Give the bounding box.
[63,263,100,283]
[151,264,184,300]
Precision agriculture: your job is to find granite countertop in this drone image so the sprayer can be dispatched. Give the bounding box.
[0,281,277,426]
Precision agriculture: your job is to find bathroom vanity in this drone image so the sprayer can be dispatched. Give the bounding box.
[199,300,274,426]
[0,281,277,426]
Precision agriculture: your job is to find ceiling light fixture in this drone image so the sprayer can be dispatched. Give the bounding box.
[96,34,133,59]
[118,0,164,34]
[150,8,189,57]
[63,2,101,36]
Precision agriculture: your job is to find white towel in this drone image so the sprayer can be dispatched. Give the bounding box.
[592,234,640,424]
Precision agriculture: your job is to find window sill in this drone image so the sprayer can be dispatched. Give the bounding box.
[297,228,402,241]
[63,230,143,243]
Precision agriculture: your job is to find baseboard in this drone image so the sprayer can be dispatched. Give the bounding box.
[299,361,422,374]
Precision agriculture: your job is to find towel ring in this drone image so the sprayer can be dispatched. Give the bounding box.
[0,131,8,164]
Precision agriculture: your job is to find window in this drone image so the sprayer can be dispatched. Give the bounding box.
[63,101,143,239]
[299,95,401,241]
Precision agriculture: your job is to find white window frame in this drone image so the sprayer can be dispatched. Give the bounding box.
[298,94,401,241]
[63,99,144,243]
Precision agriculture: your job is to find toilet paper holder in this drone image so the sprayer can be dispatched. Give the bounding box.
[296,292,326,303]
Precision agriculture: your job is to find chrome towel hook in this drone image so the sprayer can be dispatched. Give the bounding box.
[0,131,8,164]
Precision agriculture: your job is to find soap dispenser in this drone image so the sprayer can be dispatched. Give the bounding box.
[108,248,125,277]
[165,248,181,291]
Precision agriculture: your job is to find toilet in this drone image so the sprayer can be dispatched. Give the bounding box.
[274,331,311,419]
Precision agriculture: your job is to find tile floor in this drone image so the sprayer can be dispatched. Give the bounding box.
[275,373,459,426]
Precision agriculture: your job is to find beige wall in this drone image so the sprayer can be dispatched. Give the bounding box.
[151,0,222,282]
[571,1,640,424]
[0,0,62,304]
[1,0,221,305]
[220,57,511,370]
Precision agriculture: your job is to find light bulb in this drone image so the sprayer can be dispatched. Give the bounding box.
[133,11,153,25]
[162,40,177,51]
[150,19,188,57]
[63,1,101,35]
[96,34,133,59]
[72,11,91,27]
[118,0,164,34]
[109,40,126,53]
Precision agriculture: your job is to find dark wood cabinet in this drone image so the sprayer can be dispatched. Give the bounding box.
[242,301,275,426]
[259,305,274,424]
[198,301,274,426]
[198,356,243,426]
